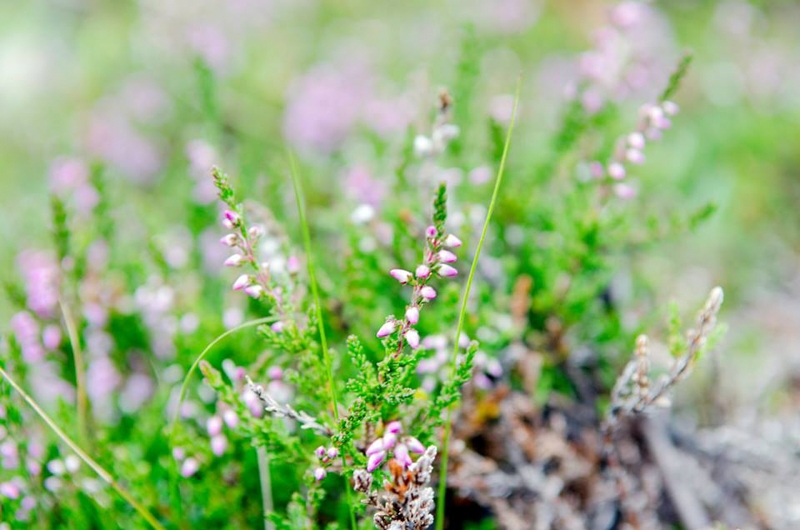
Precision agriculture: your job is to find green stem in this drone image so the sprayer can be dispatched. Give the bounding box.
[435,76,521,530]
[288,152,358,530]
[257,446,276,530]
[60,299,90,449]
[0,364,166,530]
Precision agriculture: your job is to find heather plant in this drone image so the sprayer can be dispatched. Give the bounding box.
[3,1,794,529]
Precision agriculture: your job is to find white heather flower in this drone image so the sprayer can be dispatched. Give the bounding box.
[220,234,238,247]
[351,204,376,224]
[232,274,250,291]
[223,409,239,428]
[438,250,457,263]
[413,135,434,157]
[608,162,626,180]
[437,264,458,278]
[64,455,80,473]
[314,467,327,481]
[626,148,645,165]
[443,234,462,248]
[405,306,420,325]
[662,100,679,115]
[224,254,244,267]
[627,132,646,149]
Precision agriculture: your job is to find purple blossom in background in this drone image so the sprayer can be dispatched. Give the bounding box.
[16,250,60,319]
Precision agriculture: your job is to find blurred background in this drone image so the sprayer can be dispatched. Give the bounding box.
[2,0,800,456]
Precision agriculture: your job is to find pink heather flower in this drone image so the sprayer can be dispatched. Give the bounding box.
[438,265,458,278]
[224,254,244,267]
[662,101,679,116]
[389,269,413,284]
[646,128,663,141]
[223,210,241,229]
[626,148,645,165]
[608,162,626,180]
[366,438,385,456]
[444,234,462,248]
[270,322,285,333]
[206,416,223,437]
[628,132,646,150]
[42,325,62,350]
[244,285,263,298]
[248,226,264,239]
[614,183,637,200]
[366,451,385,472]
[0,482,20,500]
[438,250,457,263]
[327,447,339,459]
[425,226,437,239]
[377,320,397,338]
[589,162,604,179]
[647,105,665,122]
[314,467,327,481]
[420,286,437,300]
[220,234,238,247]
[211,435,227,456]
[223,410,239,429]
[287,256,300,274]
[386,421,402,434]
[181,457,200,478]
[653,116,672,130]
[406,437,425,455]
[415,265,431,279]
[405,306,420,325]
[394,444,412,468]
[405,329,420,349]
[232,274,250,291]
[315,446,326,459]
[268,366,284,381]
[382,432,397,450]
[173,447,186,461]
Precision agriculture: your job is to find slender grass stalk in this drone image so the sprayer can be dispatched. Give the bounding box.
[0,364,166,530]
[434,77,521,530]
[257,446,276,530]
[287,151,358,530]
[169,316,277,438]
[60,299,90,449]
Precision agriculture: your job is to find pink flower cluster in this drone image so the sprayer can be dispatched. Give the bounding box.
[590,100,680,199]
[312,445,339,481]
[377,227,462,353]
[364,421,426,473]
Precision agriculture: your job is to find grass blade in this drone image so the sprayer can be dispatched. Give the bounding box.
[435,76,522,529]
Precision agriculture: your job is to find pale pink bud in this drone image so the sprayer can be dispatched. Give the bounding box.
[415,265,431,279]
[248,225,264,239]
[437,264,458,278]
[268,366,284,380]
[287,256,300,274]
[173,447,186,461]
[366,451,385,472]
[327,447,339,459]
[220,234,238,247]
[627,132,645,150]
[394,444,412,467]
[589,162,604,178]
[645,127,663,141]
[376,320,397,338]
[626,148,645,165]
[389,269,413,284]
[314,467,327,481]
[383,432,397,450]
[420,286,437,300]
[405,306,420,325]
[244,285,263,298]
[0,482,20,500]
[608,162,626,180]
[438,250,457,263]
[270,322,285,333]
[224,210,240,227]
[366,438,385,456]
[662,101,679,116]
[211,435,227,456]
[232,274,250,291]
[225,254,244,267]
[42,325,61,350]
[405,437,425,454]
[653,116,672,130]
[223,410,239,428]
[425,225,437,238]
[206,416,223,437]
[444,234,462,248]
[181,457,200,478]
[405,329,420,349]
[386,421,402,434]
[614,183,637,200]
[315,446,326,459]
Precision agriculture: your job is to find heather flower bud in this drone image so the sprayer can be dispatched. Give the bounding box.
[443,234,462,248]
[626,148,645,165]
[211,435,227,456]
[181,457,200,478]
[627,132,645,150]
[287,256,300,274]
[405,329,420,349]
[327,447,339,459]
[589,162,604,178]
[413,135,434,157]
[614,183,637,200]
[268,366,284,380]
[425,226,437,238]
[232,274,250,291]
[315,446,326,459]
[244,285,263,298]
[224,254,244,267]
[207,416,223,437]
[389,269,413,284]
[366,438,385,456]
[437,264,458,278]
[662,101,679,116]
[223,210,241,229]
[366,451,385,472]
[223,410,239,428]
[385,421,402,434]
[314,467,327,481]
[405,436,425,454]
[270,322,285,333]
[405,306,420,325]
[608,162,626,180]
[438,250,457,263]
[220,234,238,247]
[415,265,431,279]
[382,432,397,450]
[420,286,437,300]
[248,225,264,238]
[376,320,397,338]
[394,444,412,467]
